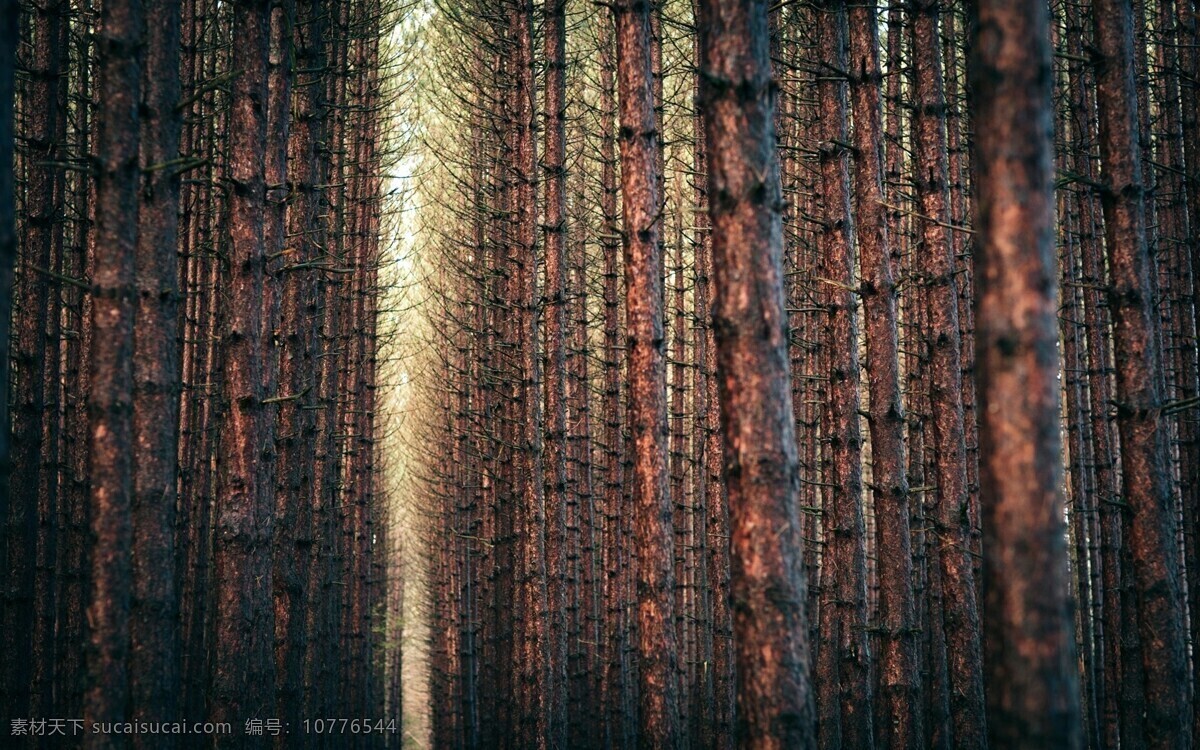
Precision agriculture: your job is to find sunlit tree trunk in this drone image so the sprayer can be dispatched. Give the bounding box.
[811,3,874,747]
[846,4,921,746]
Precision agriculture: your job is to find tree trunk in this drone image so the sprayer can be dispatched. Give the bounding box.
[846,3,922,746]
[211,0,276,730]
[697,1,817,747]
[84,0,142,743]
[542,1,570,745]
[275,0,322,734]
[613,0,678,745]
[811,3,874,747]
[1090,0,1193,745]
[131,0,183,735]
[0,0,17,712]
[4,0,64,716]
[907,2,987,743]
[968,0,1083,744]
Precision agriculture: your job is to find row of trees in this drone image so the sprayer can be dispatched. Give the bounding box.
[0,0,405,746]
[410,0,1198,747]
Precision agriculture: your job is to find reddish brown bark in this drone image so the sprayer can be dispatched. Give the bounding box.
[507,1,549,745]
[275,0,321,733]
[1059,9,1128,741]
[305,1,352,720]
[211,0,276,729]
[698,1,817,747]
[566,151,599,750]
[177,0,222,722]
[907,2,986,744]
[613,0,678,745]
[846,4,921,747]
[542,1,570,744]
[596,10,632,744]
[968,0,1083,744]
[1090,0,1193,745]
[689,19,728,744]
[811,3,874,748]
[669,197,690,738]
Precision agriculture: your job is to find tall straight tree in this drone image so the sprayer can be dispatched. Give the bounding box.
[689,12,734,742]
[1090,0,1192,746]
[212,0,276,728]
[275,0,323,731]
[4,0,64,715]
[0,1,15,661]
[697,0,817,747]
[595,11,634,743]
[846,2,921,746]
[612,0,677,745]
[542,0,570,744]
[967,0,1083,745]
[907,1,987,744]
[84,0,142,744]
[131,0,184,734]
[812,3,874,747]
[507,0,550,744]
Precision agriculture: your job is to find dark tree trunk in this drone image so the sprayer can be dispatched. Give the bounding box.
[0,0,16,707]
[84,0,142,744]
[131,0,184,735]
[53,3,94,723]
[4,0,65,716]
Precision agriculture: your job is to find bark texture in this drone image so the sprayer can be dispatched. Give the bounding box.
[131,0,184,735]
[211,0,276,730]
[614,1,678,746]
[1090,0,1193,746]
[968,0,1084,745]
[698,1,817,747]
[84,0,142,744]
[846,4,921,747]
[908,2,987,743]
